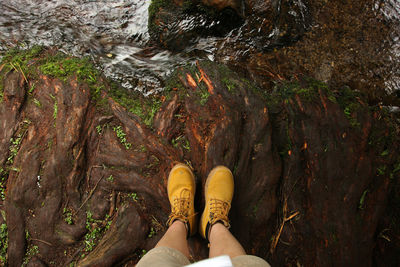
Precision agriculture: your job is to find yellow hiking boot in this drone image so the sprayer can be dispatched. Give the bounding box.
[200,166,234,240]
[166,163,197,237]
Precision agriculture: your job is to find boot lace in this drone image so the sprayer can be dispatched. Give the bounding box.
[167,189,192,225]
[209,198,230,227]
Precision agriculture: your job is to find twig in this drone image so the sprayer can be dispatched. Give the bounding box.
[78,174,104,211]
[9,62,18,72]
[84,165,103,192]
[10,62,28,84]
[285,211,299,222]
[31,238,53,246]
[269,199,299,254]
[16,62,28,84]
[151,215,165,232]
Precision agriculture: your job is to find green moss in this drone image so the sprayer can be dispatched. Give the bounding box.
[331,232,338,244]
[266,78,366,131]
[63,207,74,225]
[252,204,259,218]
[164,72,185,93]
[0,45,43,102]
[1,46,104,101]
[8,135,22,165]
[148,227,156,238]
[0,168,6,201]
[28,83,36,94]
[391,162,400,180]
[381,150,389,157]
[105,175,114,183]
[140,249,147,258]
[113,125,132,149]
[144,98,163,126]
[0,45,43,74]
[222,77,237,93]
[306,78,329,92]
[0,119,31,200]
[83,211,112,253]
[53,100,58,120]
[145,156,159,171]
[358,190,368,210]
[164,65,196,100]
[40,56,96,81]
[367,106,398,162]
[278,119,293,158]
[138,145,147,152]
[1,82,5,103]
[108,81,164,128]
[128,192,138,202]
[386,172,400,233]
[2,120,31,191]
[110,85,143,116]
[377,165,387,176]
[148,0,172,34]
[205,61,264,98]
[0,223,7,265]
[268,77,334,106]
[22,245,39,266]
[171,135,191,151]
[40,54,103,99]
[33,98,42,108]
[0,46,141,123]
[296,87,318,101]
[335,86,366,129]
[96,125,103,135]
[266,78,341,158]
[198,87,210,105]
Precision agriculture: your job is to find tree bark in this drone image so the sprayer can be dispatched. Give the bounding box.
[0,49,399,266]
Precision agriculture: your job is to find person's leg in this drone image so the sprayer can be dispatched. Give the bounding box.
[208,222,246,258]
[199,166,270,267]
[209,224,271,267]
[136,163,196,267]
[199,166,241,258]
[156,220,190,258]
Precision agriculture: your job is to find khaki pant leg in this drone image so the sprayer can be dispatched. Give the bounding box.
[136,247,191,267]
[231,255,271,267]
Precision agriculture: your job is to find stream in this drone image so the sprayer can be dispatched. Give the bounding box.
[0,0,399,100]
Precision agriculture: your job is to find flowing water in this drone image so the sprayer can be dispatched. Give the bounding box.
[0,0,219,94]
[0,0,399,101]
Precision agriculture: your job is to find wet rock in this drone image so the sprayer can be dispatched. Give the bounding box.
[238,0,400,107]
[148,0,243,51]
[149,0,311,53]
[0,48,399,266]
[245,0,274,15]
[201,0,242,13]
